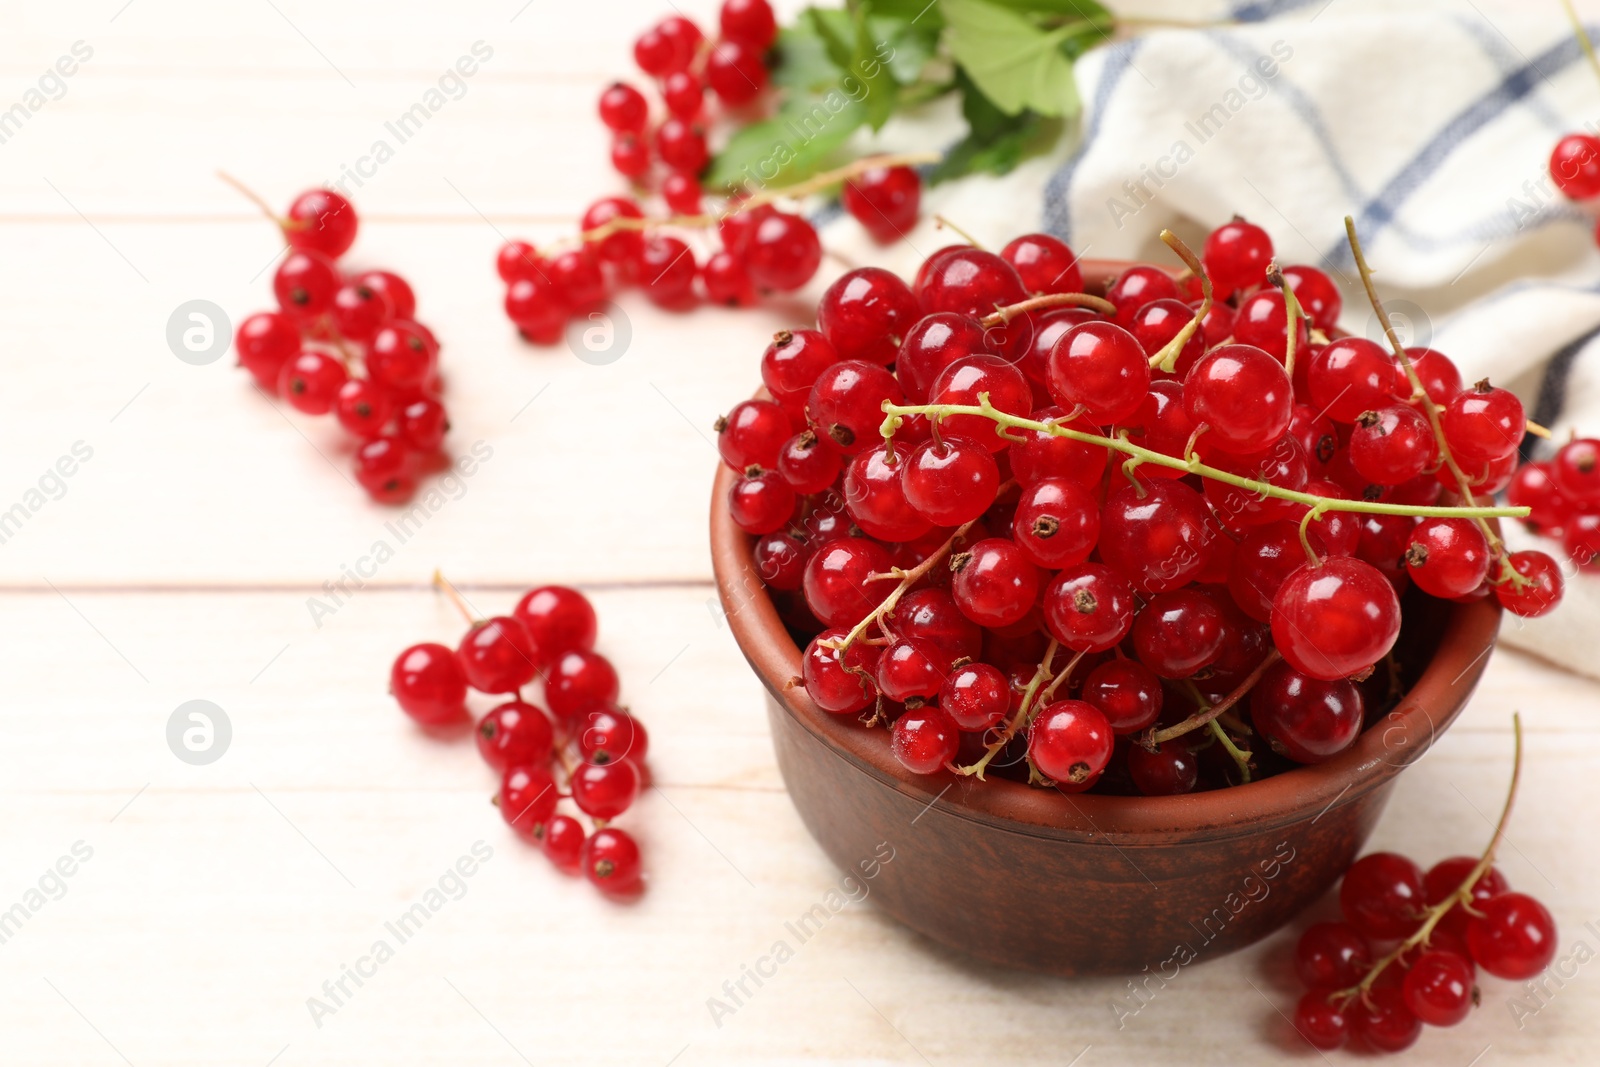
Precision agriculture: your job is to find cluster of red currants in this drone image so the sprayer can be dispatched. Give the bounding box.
[721,217,1562,792]
[1292,851,1557,1052]
[1548,131,1600,244]
[233,188,449,504]
[389,583,648,895]
[1509,435,1600,564]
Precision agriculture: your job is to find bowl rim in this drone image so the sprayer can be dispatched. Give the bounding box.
[710,258,1503,845]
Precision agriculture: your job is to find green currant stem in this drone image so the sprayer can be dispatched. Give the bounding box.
[1150,229,1212,373]
[1333,713,1525,1006]
[1561,0,1600,89]
[217,170,305,233]
[1206,719,1253,784]
[880,397,1530,523]
[432,569,481,626]
[1148,650,1280,745]
[932,214,985,249]
[1297,504,1327,568]
[982,291,1116,325]
[818,499,1000,658]
[1266,261,1305,380]
[955,640,1073,780]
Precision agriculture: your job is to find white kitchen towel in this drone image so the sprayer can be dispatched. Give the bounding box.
[818,0,1600,677]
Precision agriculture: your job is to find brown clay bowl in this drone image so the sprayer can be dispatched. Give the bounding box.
[710,259,1501,976]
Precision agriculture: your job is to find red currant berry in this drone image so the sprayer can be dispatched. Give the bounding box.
[504,275,568,344]
[1296,921,1373,989]
[1550,132,1600,199]
[720,0,778,49]
[1047,321,1151,425]
[1028,700,1113,788]
[1467,892,1558,979]
[776,431,842,494]
[928,355,1033,452]
[753,531,809,591]
[1351,987,1420,1052]
[705,37,768,106]
[273,250,339,321]
[1401,950,1476,1027]
[1308,338,1402,424]
[1132,589,1225,678]
[819,267,919,365]
[1183,343,1293,454]
[476,700,554,772]
[398,398,449,454]
[654,117,708,173]
[842,166,922,243]
[1129,298,1205,376]
[717,399,789,472]
[1011,477,1098,569]
[639,235,699,309]
[1001,233,1082,295]
[499,764,558,834]
[545,649,619,721]
[1425,855,1508,937]
[1080,659,1161,734]
[1105,265,1179,326]
[571,758,642,820]
[802,629,877,713]
[582,827,643,892]
[1008,406,1109,488]
[885,587,983,662]
[900,435,999,527]
[457,616,539,694]
[277,350,347,415]
[1272,557,1401,680]
[368,321,437,392]
[1099,480,1216,595]
[808,359,902,455]
[762,328,839,411]
[950,538,1040,628]
[804,539,893,628]
[660,71,704,120]
[511,585,596,668]
[1404,517,1490,598]
[1443,379,1525,468]
[1405,346,1462,405]
[1232,288,1310,364]
[547,246,607,312]
[235,311,301,392]
[729,467,795,534]
[597,81,648,132]
[334,378,393,438]
[1042,563,1135,652]
[610,132,651,178]
[580,197,646,273]
[353,435,417,503]
[703,250,756,307]
[938,663,1010,731]
[634,24,686,76]
[1293,991,1348,1050]
[1128,739,1200,796]
[1349,404,1437,486]
[540,814,586,872]
[891,705,959,775]
[844,446,933,542]
[917,248,1027,319]
[1508,461,1571,536]
[1496,550,1564,617]
[284,188,357,259]
[745,212,821,292]
[661,170,702,216]
[390,642,468,725]
[1342,851,1426,940]
[496,240,542,283]
[1282,264,1341,332]
[1251,661,1364,763]
[1554,437,1600,502]
[1202,218,1274,293]
[895,312,989,404]
[875,638,952,702]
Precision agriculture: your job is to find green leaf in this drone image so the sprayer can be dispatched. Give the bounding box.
[941,0,1083,118]
[705,94,868,192]
[770,21,846,96]
[806,7,858,73]
[865,11,942,85]
[864,0,945,31]
[928,70,1063,184]
[979,0,1111,19]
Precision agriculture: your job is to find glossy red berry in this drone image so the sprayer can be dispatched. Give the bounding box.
[1341,851,1426,940]
[660,71,704,121]
[720,0,778,48]
[540,814,586,872]
[950,538,1039,628]
[457,616,539,694]
[808,359,902,455]
[512,586,597,667]
[1129,298,1205,376]
[745,212,821,292]
[753,532,809,591]
[1202,218,1274,292]
[639,236,700,309]
[368,321,436,392]
[1042,563,1135,652]
[610,132,651,178]
[398,397,448,453]
[1308,338,1401,424]
[1007,406,1109,489]
[273,250,339,321]
[578,705,650,765]
[844,446,933,542]
[496,240,541,283]
[1104,265,1178,326]
[1467,892,1558,979]
[1001,233,1082,295]
[1183,344,1293,454]
[285,188,358,259]
[818,267,919,365]
[1132,589,1225,678]
[1443,380,1524,469]
[597,81,648,132]
[928,354,1032,451]
[938,663,1010,731]
[843,166,922,243]
[1282,264,1342,332]
[1099,480,1215,595]
[235,311,301,392]
[804,539,893,629]
[1080,659,1162,734]
[1028,700,1113,788]
[277,350,347,415]
[1405,346,1463,405]
[802,629,877,713]
[1424,855,1509,934]
[580,197,646,272]
[1250,660,1364,763]
[891,705,960,775]
[499,764,558,834]
[1550,132,1600,199]
[353,436,416,503]
[706,38,768,106]
[1231,288,1310,364]
[1401,950,1476,1027]
[917,248,1027,319]
[1349,404,1437,485]
[776,431,841,494]
[545,649,620,721]
[1293,991,1349,1051]
[1047,321,1151,425]
[476,700,554,772]
[571,758,642,820]
[1351,987,1420,1053]
[702,250,756,307]
[654,117,708,173]
[334,378,393,438]
[1496,550,1563,617]
[390,643,469,725]
[895,313,989,403]
[582,827,642,892]
[717,399,789,471]
[1127,740,1200,796]
[875,638,952,702]
[900,435,999,527]
[1271,557,1401,680]
[504,275,568,344]
[1404,518,1490,599]
[885,587,983,663]
[1296,922,1373,989]
[1011,477,1098,569]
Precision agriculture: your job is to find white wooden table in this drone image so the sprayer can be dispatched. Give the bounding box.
[1,1,1595,1063]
